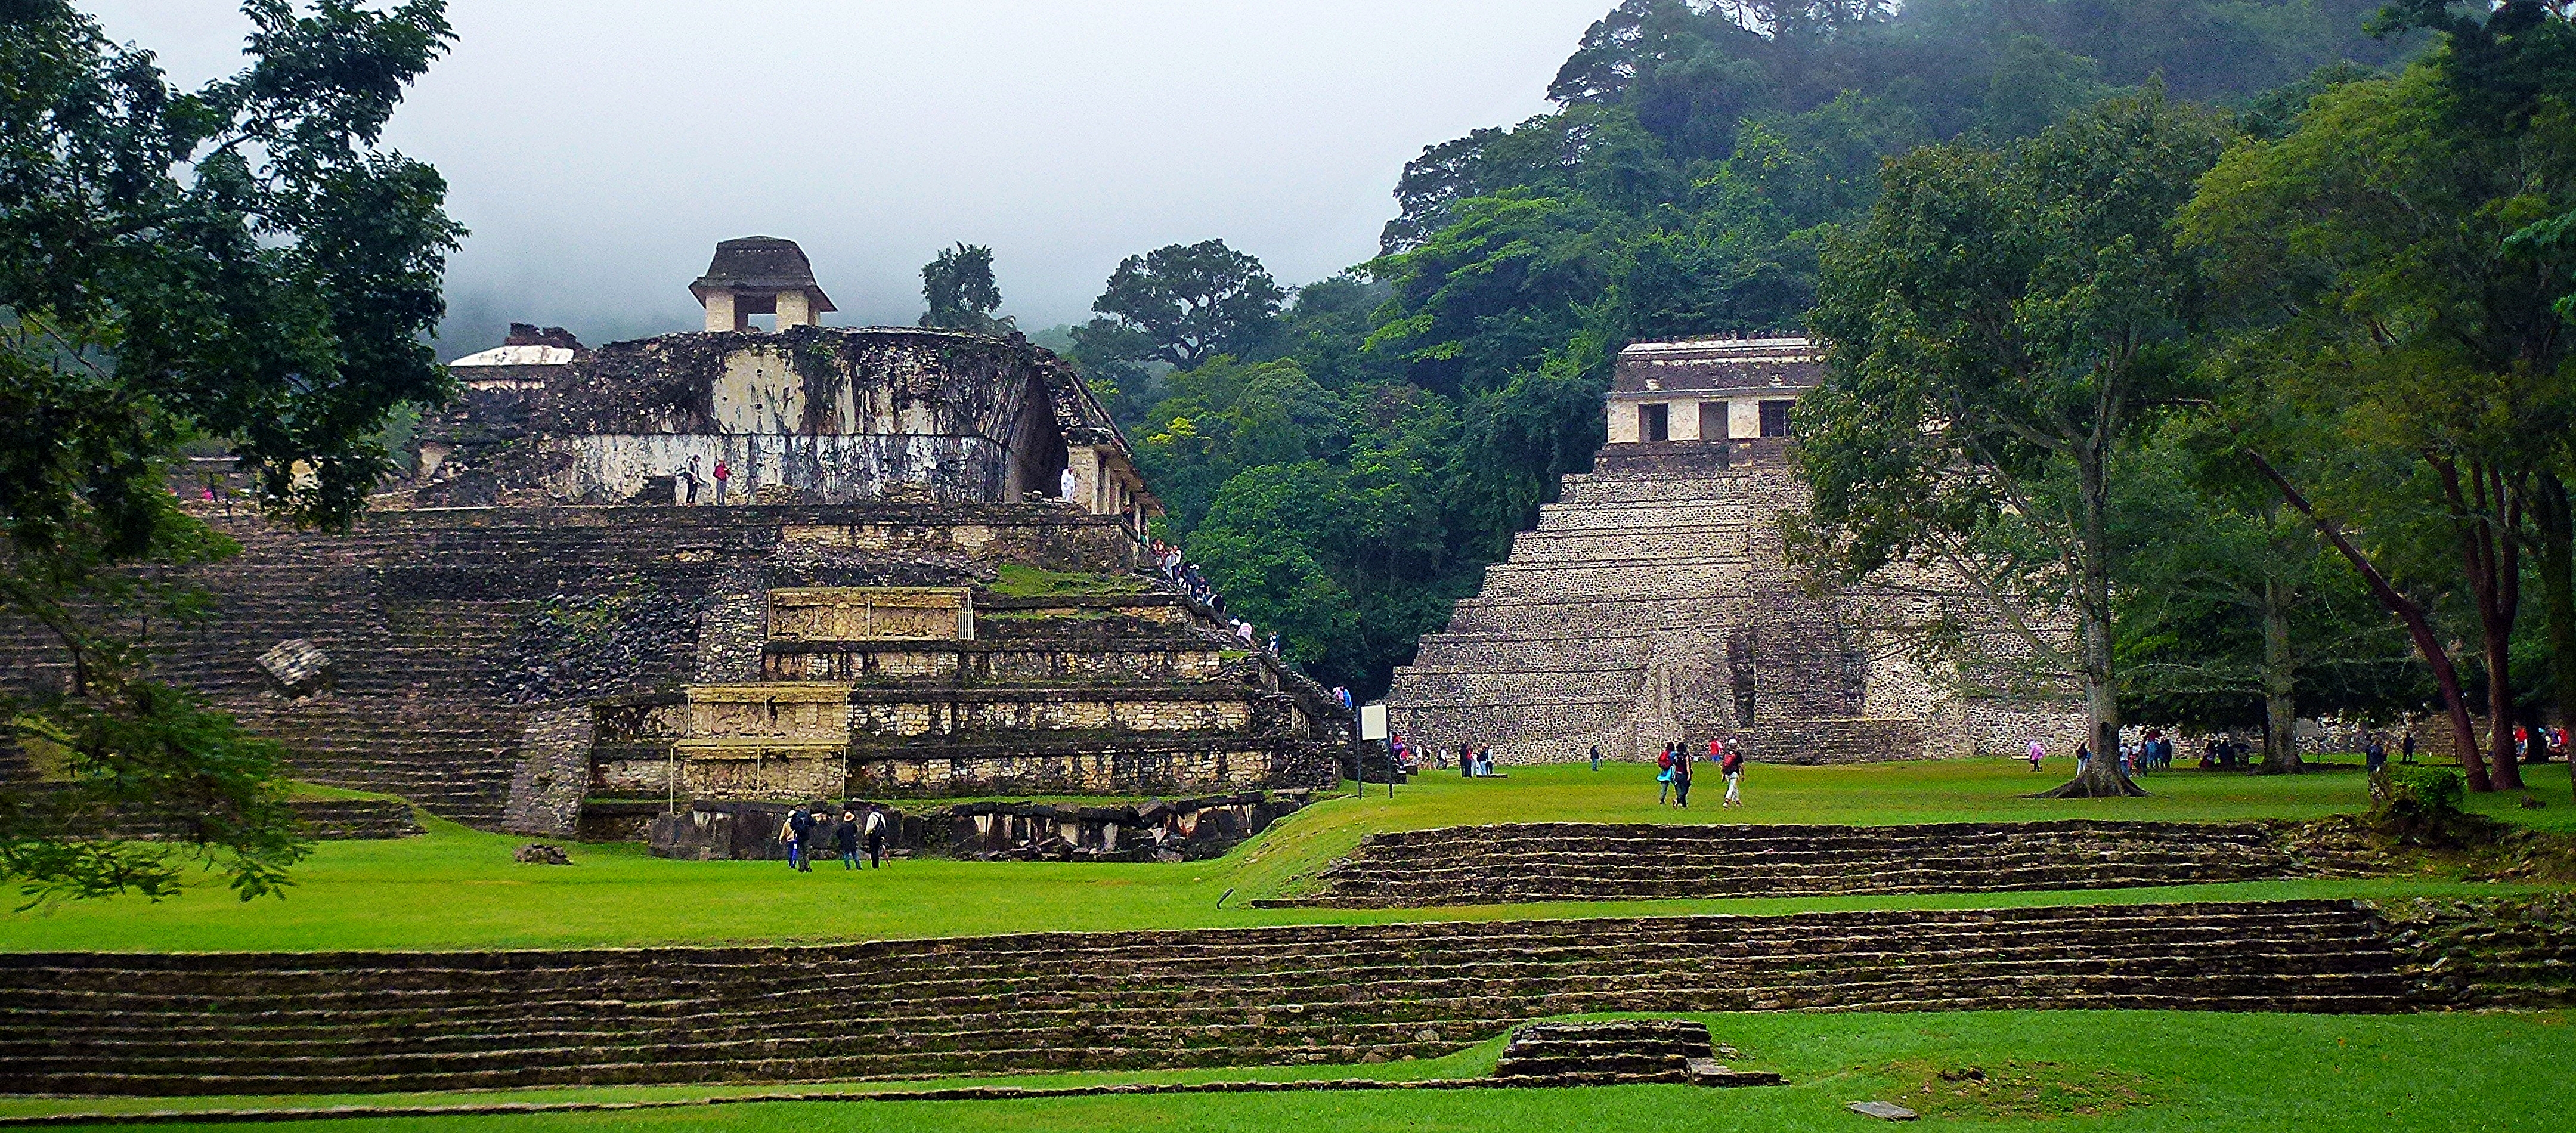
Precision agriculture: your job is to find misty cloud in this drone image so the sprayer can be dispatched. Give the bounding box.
[76,1,1606,355]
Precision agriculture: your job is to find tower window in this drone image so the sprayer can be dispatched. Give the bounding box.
[1758,400,1793,438]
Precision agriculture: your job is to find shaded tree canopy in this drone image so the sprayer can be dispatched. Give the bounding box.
[1092,239,1285,369]
[1,0,462,902]
[918,242,1013,335]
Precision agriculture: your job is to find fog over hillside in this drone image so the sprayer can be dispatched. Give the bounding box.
[75,1,1608,354]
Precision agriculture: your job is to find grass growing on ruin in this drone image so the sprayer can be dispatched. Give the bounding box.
[13,1009,2571,1131]
[982,564,1150,598]
[4,760,2569,953]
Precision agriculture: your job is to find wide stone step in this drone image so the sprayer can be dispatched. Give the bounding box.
[1288,819,2333,906]
[0,900,2420,1095]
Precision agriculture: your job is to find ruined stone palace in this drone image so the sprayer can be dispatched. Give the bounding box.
[0,237,1346,840]
[1383,335,2085,764]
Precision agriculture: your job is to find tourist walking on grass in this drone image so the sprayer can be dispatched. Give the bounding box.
[1720,742,1744,808]
[1591,744,1602,772]
[863,805,888,868]
[1657,742,1675,805]
[1672,742,1693,809]
[834,810,859,869]
[782,805,813,871]
[2027,738,2045,772]
[2365,734,2388,775]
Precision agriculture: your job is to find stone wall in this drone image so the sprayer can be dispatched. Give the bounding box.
[850,739,1289,797]
[463,327,1073,506]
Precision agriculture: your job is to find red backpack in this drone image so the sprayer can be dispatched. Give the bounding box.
[1657,749,1674,771]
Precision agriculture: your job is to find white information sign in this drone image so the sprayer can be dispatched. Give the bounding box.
[1359,702,1389,741]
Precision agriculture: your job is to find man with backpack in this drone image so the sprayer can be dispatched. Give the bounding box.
[1671,741,1694,809]
[863,804,889,869]
[1720,741,1745,808]
[782,804,815,872]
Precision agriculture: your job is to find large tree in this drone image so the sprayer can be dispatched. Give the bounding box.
[1,0,462,902]
[918,242,1013,335]
[2180,7,2576,792]
[1797,89,2233,797]
[1092,239,1284,369]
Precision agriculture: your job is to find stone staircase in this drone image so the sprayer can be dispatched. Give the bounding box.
[0,900,2407,1095]
[1491,1019,1776,1086]
[1274,820,2353,908]
[2374,896,2576,1009]
[1383,442,2083,765]
[292,799,424,840]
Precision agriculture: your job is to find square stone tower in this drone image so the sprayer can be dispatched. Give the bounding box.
[691,236,837,332]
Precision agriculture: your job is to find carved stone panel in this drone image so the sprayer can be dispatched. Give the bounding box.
[766,587,973,642]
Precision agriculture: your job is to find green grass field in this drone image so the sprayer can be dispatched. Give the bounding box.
[10,759,2574,1131]
[16,1009,2570,1131]
[3,758,2566,954]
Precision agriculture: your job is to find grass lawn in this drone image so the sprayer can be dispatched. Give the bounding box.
[16,1008,2570,1131]
[3,759,2566,954]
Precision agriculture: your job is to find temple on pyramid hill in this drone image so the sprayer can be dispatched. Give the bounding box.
[0,237,1348,852]
[1382,335,2085,766]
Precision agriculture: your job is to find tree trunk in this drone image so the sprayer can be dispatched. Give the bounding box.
[2538,473,2576,801]
[2045,448,2143,798]
[2261,569,2302,773]
[2246,451,2491,790]
[2437,458,2525,791]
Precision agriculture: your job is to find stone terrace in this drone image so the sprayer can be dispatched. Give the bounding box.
[0,502,1139,828]
[1270,820,2367,908]
[0,901,2419,1095]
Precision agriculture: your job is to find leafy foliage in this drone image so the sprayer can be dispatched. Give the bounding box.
[1051,1,2425,699]
[1796,89,2233,795]
[1092,239,1286,369]
[1,0,460,900]
[918,243,1013,335]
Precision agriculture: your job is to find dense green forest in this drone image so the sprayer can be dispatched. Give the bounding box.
[1002,0,2429,703]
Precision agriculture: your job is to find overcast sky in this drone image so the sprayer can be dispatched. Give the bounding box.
[78,1,1609,354]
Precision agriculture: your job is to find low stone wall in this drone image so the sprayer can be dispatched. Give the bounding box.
[645,790,1311,862]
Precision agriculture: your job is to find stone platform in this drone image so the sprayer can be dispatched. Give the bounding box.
[1267,819,2371,908]
[0,900,2469,1095]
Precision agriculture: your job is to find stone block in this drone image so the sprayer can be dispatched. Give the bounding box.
[255,639,330,696]
[502,707,593,837]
